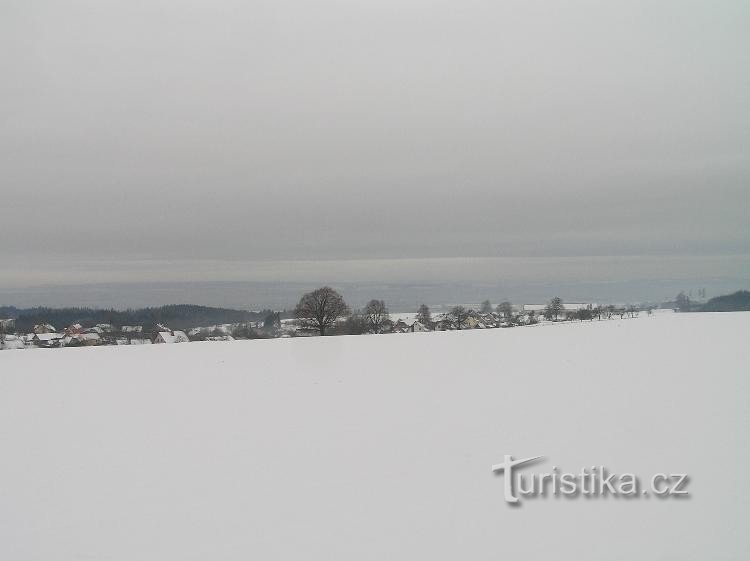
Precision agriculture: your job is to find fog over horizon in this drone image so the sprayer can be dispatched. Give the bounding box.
[2,0,749,307]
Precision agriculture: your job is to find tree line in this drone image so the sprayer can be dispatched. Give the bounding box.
[6,305,271,333]
[291,286,637,336]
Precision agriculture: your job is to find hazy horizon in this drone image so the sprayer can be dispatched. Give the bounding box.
[1,254,748,310]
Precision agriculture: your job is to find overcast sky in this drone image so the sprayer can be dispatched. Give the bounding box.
[1,0,748,293]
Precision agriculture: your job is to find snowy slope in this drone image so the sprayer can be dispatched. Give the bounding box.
[1,312,748,560]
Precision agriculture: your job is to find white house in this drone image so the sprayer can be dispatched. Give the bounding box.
[0,335,25,350]
[153,331,190,344]
[31,333,64,348]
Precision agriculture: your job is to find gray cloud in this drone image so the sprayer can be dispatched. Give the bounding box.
[1,0,749,290]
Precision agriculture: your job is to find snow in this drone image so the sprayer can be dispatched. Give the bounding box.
[31,332,63,342]
[1,312,748,560]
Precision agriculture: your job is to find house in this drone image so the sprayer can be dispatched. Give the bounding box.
[63,333,101,347]
[31,333,64,348]
[391,320,411,334]
[33,323,56,334]
[478,313,500,328]
[153,330,190,344]
[0,335,25,350]
[0,318,15,331]
[65,323,84,335]
[188,324,234,338]
[411,321,429,332]
[433,318,454,331]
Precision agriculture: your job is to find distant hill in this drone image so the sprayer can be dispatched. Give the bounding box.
[0,306,20,319]
[701,290,750,312]
[9,305,269,333]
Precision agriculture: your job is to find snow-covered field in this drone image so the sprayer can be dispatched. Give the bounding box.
[1,312,748,560]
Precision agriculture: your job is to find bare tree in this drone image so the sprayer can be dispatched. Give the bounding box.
[675,291,691,313]
[496,301,513,319]
[340,309,368,335]
[480,300,493,314]
[446,306,471,330]
[363,299,389,333]
[574,307,593,321]
[294,286,350,336]
[544,297,564,321]
[415,304,432,326]
[263,311,281,331]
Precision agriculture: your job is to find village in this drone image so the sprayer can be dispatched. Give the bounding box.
[0,298,645,351]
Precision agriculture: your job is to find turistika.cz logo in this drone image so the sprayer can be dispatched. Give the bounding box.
[492,455,689,504]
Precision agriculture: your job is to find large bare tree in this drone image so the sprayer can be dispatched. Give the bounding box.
[294,286,350,336]
[363,299,389,333]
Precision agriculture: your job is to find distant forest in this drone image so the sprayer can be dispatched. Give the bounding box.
[700,290,750,312]
[0,305,277,333]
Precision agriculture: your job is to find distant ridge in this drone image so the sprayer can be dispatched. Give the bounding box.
[3,305,271,333]
[701,290,750,312]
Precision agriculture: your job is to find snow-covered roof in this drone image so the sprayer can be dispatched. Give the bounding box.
[1,338,25,350]
[157,331,189,344]
[33,333,64,341]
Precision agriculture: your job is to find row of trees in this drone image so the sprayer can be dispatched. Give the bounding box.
[293,287,602,335]
[293,287,485,335]
[293,287,396,335]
